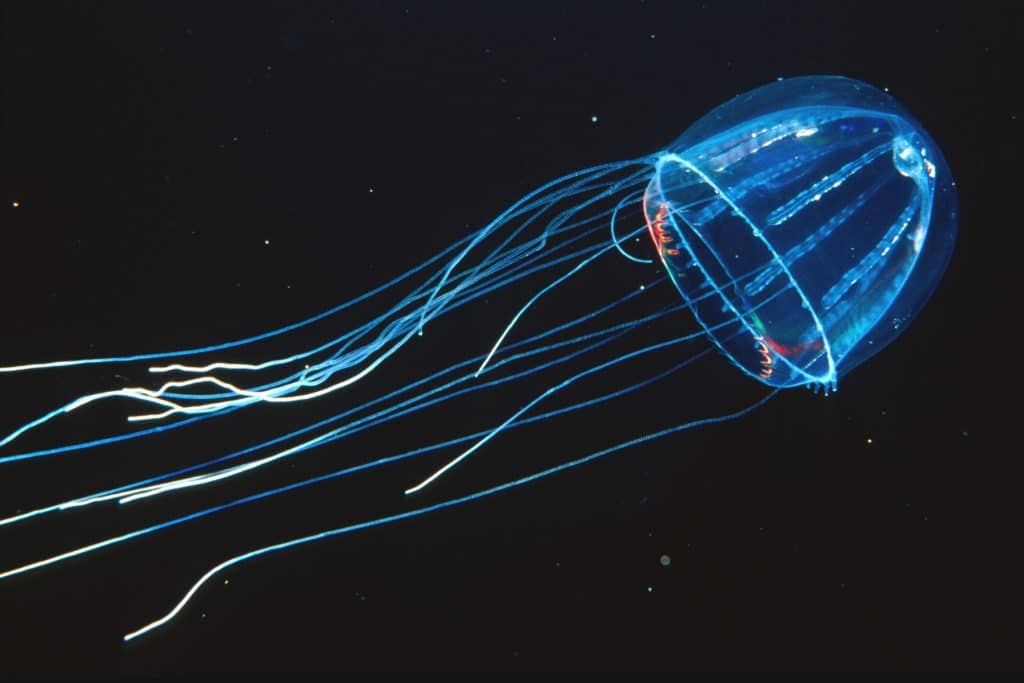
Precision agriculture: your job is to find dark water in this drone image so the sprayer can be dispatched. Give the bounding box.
[0,1,1013,675]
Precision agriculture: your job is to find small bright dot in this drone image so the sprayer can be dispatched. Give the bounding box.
[264,239,270,245]
[11,201,19,208]
[647,586,653,593]
[591,115,598,123]
[368,187,374,193]
[650,33,656,39]
[224,579,230,585]
[659,554,671,566]
[639,284,645,291]
[866,437,873,444]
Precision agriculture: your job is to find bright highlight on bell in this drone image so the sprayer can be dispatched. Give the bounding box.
[0,76,957,641]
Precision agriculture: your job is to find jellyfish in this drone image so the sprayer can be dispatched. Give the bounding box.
[0,75,957,641]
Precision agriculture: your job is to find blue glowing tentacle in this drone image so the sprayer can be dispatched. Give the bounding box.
[104,314,649,504]
[0,223,617,448]
[104,288,710,507]
[404,270,792,494]
[415,164,623,332]
[0,226,484,374]
[416,159,650,334]
[0,171,648,457]
[2,174,650,449]
[237,231,625,401]
[91,304,684,507]
[122,387,778,642]
[0,343,711,586]
[0,207,655,462]
[405,330,703,494]
[114,314,695,506]
[171,182,634,378]
[227,214,624,394]
[610,189,653,264]
[128,323,424,422]
[82,299,685,511]
[414,174,647,335]
[0,256,661,467]
[0,325,631,519]
[470,170,649,278]
[308,225,625,389]
[0,284,673,520]
[466,167,648,280]
[0,165,617,377]
[476,226,647,377]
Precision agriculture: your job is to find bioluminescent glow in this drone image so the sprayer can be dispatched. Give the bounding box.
[0,76,957,641]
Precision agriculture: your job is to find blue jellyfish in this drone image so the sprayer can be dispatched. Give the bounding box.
[0,76,956,640]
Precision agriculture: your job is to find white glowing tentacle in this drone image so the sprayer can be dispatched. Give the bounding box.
[117,432,332,503]
[128,326,421,420]
[123,389,779,642]
[149,359,301,373]
[475,241,617,377]
[61,389,183,415]
[123,552,253,641]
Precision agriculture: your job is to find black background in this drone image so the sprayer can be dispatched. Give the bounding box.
[0,1,1016,676]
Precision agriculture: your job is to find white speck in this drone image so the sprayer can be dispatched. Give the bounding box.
[639,284,645,291]
[11,201,19,208]
[650,33,656,39]
[659,554,671,566]
[264,239,270,245]
[368,187,374,193]
[591,115,599,123]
